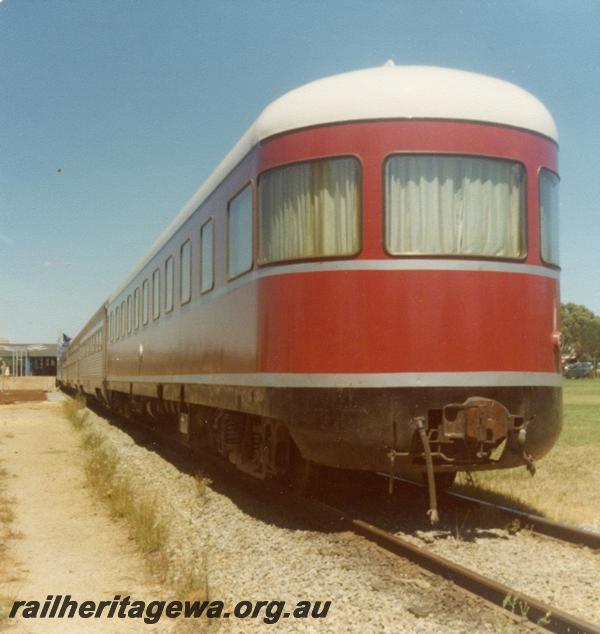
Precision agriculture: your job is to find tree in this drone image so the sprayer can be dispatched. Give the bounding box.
[560,303,600,363]
[581,317,600,366]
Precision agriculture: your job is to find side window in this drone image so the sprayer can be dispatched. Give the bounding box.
[109,311,113,342]
[142,279,149,325]
[152,269,160,320]
[539,169,559,266]
[165,256,174,312]
[227,184,253,278]
[134,287,140,330]
[127,295,132,334]
[115,305,120,340]
[180,240,192,304]
[200,219,214,293]
[259,157,361,263]
[121,300,126,336]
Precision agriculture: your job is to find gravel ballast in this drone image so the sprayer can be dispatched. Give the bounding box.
[400,524,600,625]
[73,405,517,633]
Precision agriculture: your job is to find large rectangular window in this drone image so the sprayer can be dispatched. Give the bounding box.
[142,279,149,325]
[180,240,191,304]
[539,169,559,266]
[165,256,174,312]
[259,157,361,263]
[152,269,160,319]
[200,219,214,293]
[227,185,253,278]
[115,306,120,340]
[384,155,526,258]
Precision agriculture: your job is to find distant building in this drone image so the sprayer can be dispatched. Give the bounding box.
[0,342,58,377]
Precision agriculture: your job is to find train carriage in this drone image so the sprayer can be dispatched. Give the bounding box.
[59,65,561,504]
[59,305,106,396]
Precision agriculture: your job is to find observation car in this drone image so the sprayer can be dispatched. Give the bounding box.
[58,65,561,512]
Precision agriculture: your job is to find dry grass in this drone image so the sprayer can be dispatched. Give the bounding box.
[63,397,209,604]
[455,379,600,525]
[80,426,169,574]
[62,395,88,428]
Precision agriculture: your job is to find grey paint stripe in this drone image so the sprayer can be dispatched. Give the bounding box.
[110,259,559,305]
[198,259,559,302]
[107,372,562,388]
[255,259,560,279]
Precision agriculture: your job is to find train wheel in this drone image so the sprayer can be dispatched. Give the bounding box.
[422,471,457,491]
[288,443,319,495]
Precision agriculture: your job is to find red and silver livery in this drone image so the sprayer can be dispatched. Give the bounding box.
[59,65,561,496]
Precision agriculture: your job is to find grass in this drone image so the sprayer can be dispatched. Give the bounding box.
[82,429,169,561]
[62,397,209,608]
[492,595,551,634]
[63,395,88,429]
[560,379,600,445]
[455,379,600,525]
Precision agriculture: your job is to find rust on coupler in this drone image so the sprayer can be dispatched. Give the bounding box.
[436,396,535,473]
[386,396,537,523]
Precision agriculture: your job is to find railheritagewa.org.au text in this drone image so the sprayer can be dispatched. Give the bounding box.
[9,595,332,625]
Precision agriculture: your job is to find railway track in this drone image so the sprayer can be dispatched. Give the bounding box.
[445,489,600,550]
[313,501,600,634]
[379,473,600,550]
[85,401,600,634]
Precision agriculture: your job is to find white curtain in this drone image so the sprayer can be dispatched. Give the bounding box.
[385,156,525,258]
[259,158,360,263]
[539,169,559,265]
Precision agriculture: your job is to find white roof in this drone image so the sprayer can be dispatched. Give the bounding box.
[258,65,557,142]
[110,65,557,302]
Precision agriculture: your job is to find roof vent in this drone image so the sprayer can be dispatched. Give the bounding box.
[384,59,395,67]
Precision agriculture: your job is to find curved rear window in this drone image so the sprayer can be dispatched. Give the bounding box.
[539,169,559,266]
[385,155,526,259]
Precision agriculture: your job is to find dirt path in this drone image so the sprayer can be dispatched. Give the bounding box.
[0,400,170,633]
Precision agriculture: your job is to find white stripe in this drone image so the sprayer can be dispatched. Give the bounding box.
[108,371,562,389]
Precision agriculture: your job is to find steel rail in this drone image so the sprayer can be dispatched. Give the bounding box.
[378,473,600,550]
[79,401,600,634]
[344,513,600,634]
[445,490,600,550]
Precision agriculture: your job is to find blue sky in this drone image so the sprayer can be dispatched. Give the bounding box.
[1,0,599,342]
